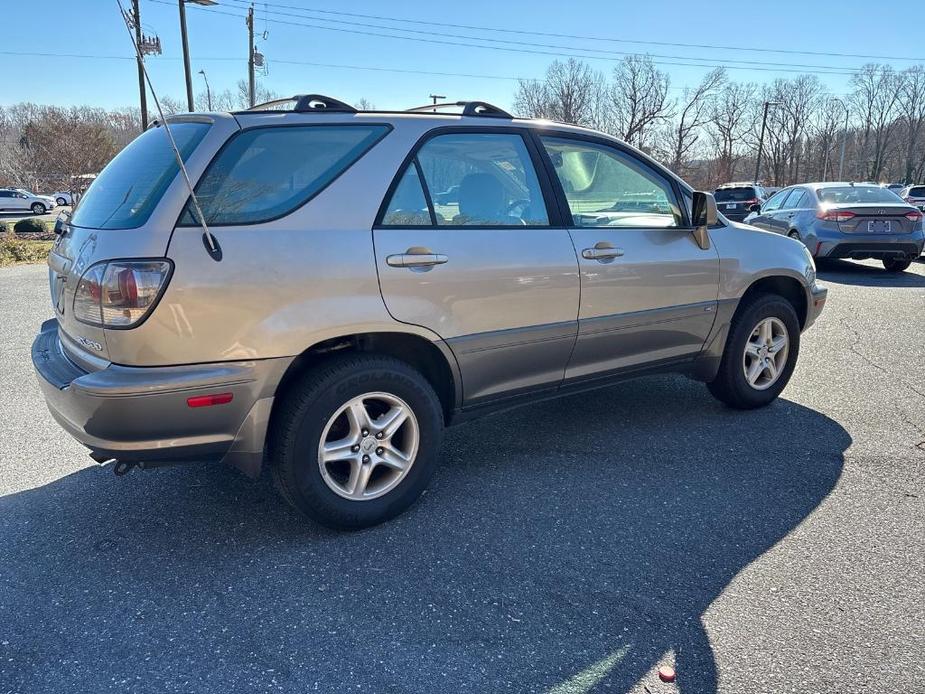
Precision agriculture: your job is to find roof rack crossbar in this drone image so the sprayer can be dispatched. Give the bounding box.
[246,94,358,113]
[405,101,513,119]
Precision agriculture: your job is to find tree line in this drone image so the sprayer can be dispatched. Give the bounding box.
[514,58,925,189]
[2,61,925,194]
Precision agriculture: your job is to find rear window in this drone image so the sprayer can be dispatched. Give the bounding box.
[816,186,904,204]
[909,186,925,197]
[180,124,389,226]
[71,122,209,230]
[714,187,757,202]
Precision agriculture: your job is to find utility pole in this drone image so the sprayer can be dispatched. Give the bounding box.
[199,69,212,110]
[247,4,255,108]
[429,94,445,105]
[131,0,148,129]
[753,101,779,185]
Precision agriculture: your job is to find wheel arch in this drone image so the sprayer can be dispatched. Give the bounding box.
[740,274,808,329]
[270,330,461,429]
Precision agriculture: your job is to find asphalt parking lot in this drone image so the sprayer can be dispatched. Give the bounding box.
[0,259,923,694]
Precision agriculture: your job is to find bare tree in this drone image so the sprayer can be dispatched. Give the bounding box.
[354,98,376,111]
[660,68,726,175]
[897,65,925,182]
[513,58,605,127]
[607,55,673,148]
[851,64,902,180]
[708,81,757,185]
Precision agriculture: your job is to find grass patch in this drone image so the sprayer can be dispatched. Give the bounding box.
[0,237,54,267]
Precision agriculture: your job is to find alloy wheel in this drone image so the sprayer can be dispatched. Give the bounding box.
[742,317,789,390]
[317,391,419,501]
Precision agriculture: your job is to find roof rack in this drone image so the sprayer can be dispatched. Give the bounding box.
[405,101,513,119]
[247,94,358,113]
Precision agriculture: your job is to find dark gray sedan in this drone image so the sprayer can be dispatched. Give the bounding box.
[744,183,925,272]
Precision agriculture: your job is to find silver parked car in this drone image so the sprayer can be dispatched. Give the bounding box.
[0,188,57,215]
[32,96,827,528]
[745,182,924,272]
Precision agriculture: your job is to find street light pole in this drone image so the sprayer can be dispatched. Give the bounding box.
[199,69,212,110]
[830,97,849,181]
[178,0,194,111]
[178,0,217,112]
[754,100,778,185]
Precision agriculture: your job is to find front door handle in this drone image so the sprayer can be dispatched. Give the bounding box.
[386,251,448,269]
[581,243,624,261]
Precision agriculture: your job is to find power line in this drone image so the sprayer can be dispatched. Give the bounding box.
[215,0,860,74]
[220,0,925,64]
[157,1,869,77]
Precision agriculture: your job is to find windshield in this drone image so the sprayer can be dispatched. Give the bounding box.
[71,122,209,230]
[714,187,757,202]
[816,186,904,204]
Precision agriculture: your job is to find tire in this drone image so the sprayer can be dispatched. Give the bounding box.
[31,203,46,215]
[56,197,67,206]
[707,293,801,410]
[787,230,801,241]
[882,258,911,273]
[269,354,444,529]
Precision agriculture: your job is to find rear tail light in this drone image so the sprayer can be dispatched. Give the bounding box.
[73,260,172,328]
[816,209,856,222]
[905,209,923,222]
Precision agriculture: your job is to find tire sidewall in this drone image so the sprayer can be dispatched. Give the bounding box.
[724,296,801,407]
[31,203,45,215]
[281,361,442,528]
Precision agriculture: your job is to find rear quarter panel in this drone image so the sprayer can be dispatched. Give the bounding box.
[105,115,444,366]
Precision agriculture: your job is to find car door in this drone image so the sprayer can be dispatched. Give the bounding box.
[373,128,580,404]
[749,188,788,230]
[0,190,11,210]
[536,134,720,381]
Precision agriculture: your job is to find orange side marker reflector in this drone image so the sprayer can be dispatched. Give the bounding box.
[187,393,234,408]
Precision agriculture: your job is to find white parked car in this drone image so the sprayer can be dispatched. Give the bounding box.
[51,191,73,206]
[0,188,57,215]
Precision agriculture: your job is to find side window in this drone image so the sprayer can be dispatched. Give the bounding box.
[182,125,389,226]
[782,189,806,209]
[381,165,431,226]
[540,137,681,228]
[762,189,789,213]
[413,132,548,227]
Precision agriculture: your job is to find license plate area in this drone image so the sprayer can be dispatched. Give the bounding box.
[726,203,737,210]
[867,220,891,233]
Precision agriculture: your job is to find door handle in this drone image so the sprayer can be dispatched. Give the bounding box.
[386,252,448,268]
[581,245,624,261]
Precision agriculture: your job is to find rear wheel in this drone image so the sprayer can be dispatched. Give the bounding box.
[56,197,67,206]
[30,202,46,215]
[788,230,801,241]
[882,258,911,273]
[707,293,800,409]
[270,354,444,529]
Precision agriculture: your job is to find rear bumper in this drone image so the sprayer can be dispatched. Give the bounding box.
[812,228,924,259]
[31,320,290,476]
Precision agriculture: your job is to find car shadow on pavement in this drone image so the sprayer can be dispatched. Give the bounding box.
[0,376,849,694]
[816,258,925,287]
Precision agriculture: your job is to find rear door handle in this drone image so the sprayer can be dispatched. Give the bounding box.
[581,246,624,260]
[386,252,448,268]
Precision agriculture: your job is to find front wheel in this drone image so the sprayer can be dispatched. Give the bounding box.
[882,258,911,273]
[270,354,444,529]
[56,197,67,206]
[707,293,800,409]
[30,203,46,215]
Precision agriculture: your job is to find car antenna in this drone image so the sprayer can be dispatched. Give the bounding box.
[115,0,221,262]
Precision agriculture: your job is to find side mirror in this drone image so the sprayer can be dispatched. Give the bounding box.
[691,191,717,250]
[748,203,761,213]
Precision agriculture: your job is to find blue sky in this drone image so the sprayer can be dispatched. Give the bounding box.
[3,0,924,110]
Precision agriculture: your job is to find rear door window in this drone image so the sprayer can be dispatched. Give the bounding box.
[182,124,390,226]
[70,122,210,230]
